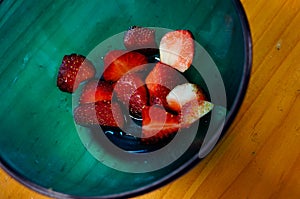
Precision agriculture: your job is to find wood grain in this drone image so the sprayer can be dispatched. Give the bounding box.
[1,0,300,198]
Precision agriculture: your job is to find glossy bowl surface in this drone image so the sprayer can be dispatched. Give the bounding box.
[0,0,251,198]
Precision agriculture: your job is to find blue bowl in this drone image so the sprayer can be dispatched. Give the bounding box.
[0,0,251,198]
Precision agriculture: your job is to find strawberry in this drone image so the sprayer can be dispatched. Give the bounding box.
[74,101,124,128]
[159,30,194,72]
[166,83,206,112]
[180,100,213,127]
[79,79,114,104]
[114,72,148,118]
[57,54,96,93]
[145,62,187,108]
[141,105,180,143]
[166,83,213,127]
[102,50,148,82]
[124,26,158,56]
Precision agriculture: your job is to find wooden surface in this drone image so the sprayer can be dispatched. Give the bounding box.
[1,0,300,198]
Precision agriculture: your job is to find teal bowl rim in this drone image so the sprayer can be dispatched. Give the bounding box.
[0,0,252,198]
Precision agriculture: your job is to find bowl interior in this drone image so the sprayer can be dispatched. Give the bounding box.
[0,0,249,198]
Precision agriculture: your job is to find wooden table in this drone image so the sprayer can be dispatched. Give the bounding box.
[1,0,300,198]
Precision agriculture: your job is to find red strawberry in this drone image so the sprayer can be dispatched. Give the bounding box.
[141,105,180,143]
[166,83,213,127]
[79,79,114,104]
[74,101,124,128]
[145,62,187,108]
[124,26,158,56]
[57,54,96,93]
[166,83,206,112]
[114,72,148,118]
[159,30,194,72]
[103,50,148,82]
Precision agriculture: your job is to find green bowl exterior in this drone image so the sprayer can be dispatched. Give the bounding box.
[0,0,251,198]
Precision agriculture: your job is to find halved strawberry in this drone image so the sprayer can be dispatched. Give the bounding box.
[180,100,213,128]
[145,62,187,108]
[79,79,114,104]
[74,101,124,128]
[124,26,158,56]
[141,105,180,143]
[103,50,148,82]
[166,83,206,112]
[159,30,194,72]
[114,72,148,118]
[166,83,213,127]
[57,54,96,93]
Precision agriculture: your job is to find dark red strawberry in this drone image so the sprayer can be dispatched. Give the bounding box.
[57,54,96,93]
[103,50,148,82]
[79,79,114,104]
[124,26,158,56]
[114,72,148,118]
[74,101,124,128]
[159,30,194,72]
[141,105,180,143]
[145,62,187,108]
